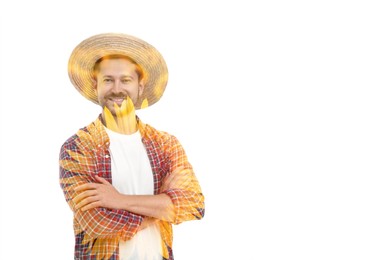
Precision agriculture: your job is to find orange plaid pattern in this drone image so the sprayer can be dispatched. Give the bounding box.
[59,116,205,259]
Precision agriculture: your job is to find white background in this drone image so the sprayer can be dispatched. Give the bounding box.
[1,0,390,259]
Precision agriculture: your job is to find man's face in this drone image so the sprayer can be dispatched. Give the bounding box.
[94,58,144,117]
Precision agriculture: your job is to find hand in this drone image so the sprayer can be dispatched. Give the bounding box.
[161,166,190,192]
[139,217,159,231]
[73,176,124,211]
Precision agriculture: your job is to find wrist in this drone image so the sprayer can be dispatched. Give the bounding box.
[116,193,129,210]
[118,194,134,211]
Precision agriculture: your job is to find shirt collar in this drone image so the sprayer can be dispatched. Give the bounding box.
[94,114,150,148]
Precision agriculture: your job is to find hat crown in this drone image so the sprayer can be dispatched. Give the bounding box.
[68,33,168,109]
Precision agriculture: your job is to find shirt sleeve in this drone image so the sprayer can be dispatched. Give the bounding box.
[59,134,143,240]
[162,135,205,224]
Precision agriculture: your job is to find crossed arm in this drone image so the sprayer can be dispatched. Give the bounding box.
[72,168,184,222]
[60,131,204,241]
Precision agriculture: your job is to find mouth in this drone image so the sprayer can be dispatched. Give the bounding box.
[109,97,125,105]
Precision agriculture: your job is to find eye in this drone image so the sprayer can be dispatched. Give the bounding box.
[122,78,132,84]
[103,78,113,83]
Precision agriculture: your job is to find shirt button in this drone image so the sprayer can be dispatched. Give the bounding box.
[105,154,110,158]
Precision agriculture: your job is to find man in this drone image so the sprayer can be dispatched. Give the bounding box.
[59,33,205,260]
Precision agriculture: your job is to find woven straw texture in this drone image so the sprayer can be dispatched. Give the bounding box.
[68,33,168,109]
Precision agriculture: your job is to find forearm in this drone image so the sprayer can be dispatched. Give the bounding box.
[74,208,142,239]
[162,135,205,224]
[119,193,174,222]
[61,174,143,239]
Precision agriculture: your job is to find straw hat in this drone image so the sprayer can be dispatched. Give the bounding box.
[68,33,168,109]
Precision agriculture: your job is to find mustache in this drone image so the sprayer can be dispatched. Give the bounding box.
[106,94,128,99]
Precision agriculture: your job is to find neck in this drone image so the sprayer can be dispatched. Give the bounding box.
[102,111,138,135]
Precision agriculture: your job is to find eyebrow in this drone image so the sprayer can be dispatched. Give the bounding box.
[100,75,135,79]
[121,75,135,79]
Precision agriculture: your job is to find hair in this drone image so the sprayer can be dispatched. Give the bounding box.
[93,54,144,81]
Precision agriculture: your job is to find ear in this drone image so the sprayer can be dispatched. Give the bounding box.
[138,80,145,96]
[92,78,98,91]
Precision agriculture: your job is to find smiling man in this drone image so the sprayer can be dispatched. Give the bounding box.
[94,55,144,114]
[59,33,205,260]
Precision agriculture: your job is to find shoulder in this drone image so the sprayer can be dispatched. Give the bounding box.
[142,123,173,141]
[60,117,104,151]
[60,126,88,152]
[141,123,180,146]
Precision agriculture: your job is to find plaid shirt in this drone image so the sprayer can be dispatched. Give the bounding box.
[59,116,205,260]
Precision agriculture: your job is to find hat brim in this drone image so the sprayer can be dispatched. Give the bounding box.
[68,33,168,109]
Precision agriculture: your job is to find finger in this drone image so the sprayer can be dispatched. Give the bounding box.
[75,195,99,210]
[169,167,185,182]
[162,171,182,190]
[165,173,190,190]
[161,166,186,191]
[164,173,175,184]
[166,172,182,186]
[171,166,185,174]
[73,190,97,204]
[161,174,174,191]
[94,175,110,185]
[74,183,97,192]
[81,201,101,211]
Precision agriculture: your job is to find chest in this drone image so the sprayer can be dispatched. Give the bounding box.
[96,137,170,194]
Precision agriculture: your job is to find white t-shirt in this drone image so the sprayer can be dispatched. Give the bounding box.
[105,127,162,260]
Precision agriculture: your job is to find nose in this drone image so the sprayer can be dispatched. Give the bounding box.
[111,79,123,94]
